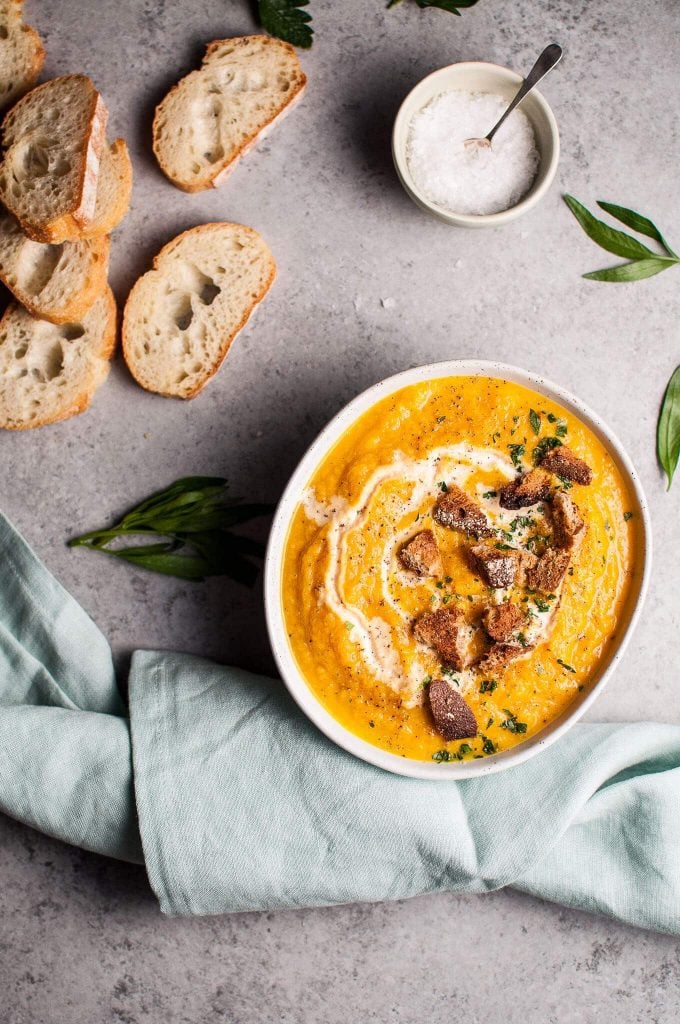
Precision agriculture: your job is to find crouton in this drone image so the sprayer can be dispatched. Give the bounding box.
[399,529,442,577]
[540,446,593,485]
[476,641,533,675]
[469,544,516,589]
[433,484,493,538]
[428,679,477,741]
[499,469,551,510]
[483,602,526,643]
[526,548,571,592]
[551,491,585,550]
[414,606,468,670]
[507,548,538,587]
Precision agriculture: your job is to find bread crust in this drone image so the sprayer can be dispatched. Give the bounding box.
[0,286,117,430]
[0,1,45,116]
[152,35,307,193]
[0,75,108,243]
[0,230,110,324]
[81,138,133,238]
[122,222,276,399]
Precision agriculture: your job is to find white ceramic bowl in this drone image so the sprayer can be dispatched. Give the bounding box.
[265,361,651,781]
[392,61,560,227]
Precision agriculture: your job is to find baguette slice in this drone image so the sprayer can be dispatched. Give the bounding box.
[153,36,306,192]
[0,74,108,243]
[82,137,132,238]
[0,207,109,323]
[0,286,116,429]
[0,1,45,116]
[123,223,275,399]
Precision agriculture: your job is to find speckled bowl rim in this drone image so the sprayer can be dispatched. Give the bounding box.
[392,61,561,227]
[264,361,652,781]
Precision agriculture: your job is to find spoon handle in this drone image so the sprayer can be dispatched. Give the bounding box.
[487,43,563,143]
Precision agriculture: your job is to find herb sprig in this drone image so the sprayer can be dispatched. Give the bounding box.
[258,0,313,48]
[69,477,274,584]
[658,366,680,490]
[564,195,680,282]
[388,0,480,14]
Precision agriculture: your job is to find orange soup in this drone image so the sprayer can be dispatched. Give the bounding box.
[282,376,639,763]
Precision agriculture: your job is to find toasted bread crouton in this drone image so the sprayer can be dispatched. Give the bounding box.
[499,469,551,510]
[507,548,538,587]
[428,679,477,741]
[434,484,493,538]
[526,548,571,592]
[476,641,533,675]
[414,606,468,670]
[469,544,516,589]
[399,529,442,577]
[483,602,526,643]
[540,446,593,485]
[551,491,585,550]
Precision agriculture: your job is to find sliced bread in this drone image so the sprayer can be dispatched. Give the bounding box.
[0,74,108,242]
[0,286,116,429]
[0,207,109,323]
[152,36,306,192]
[82,137,132,238]
[123,223,275,398]
[0,1,45,116]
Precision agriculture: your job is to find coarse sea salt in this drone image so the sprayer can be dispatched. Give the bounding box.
[406,90,540,216]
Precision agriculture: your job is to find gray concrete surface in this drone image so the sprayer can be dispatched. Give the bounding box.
[1,0,679,1020]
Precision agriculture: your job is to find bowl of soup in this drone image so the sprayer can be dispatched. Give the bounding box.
[265,361,651,780]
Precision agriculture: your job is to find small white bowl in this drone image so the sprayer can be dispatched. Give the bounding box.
[265,361,651,781]
[392,61,560,227]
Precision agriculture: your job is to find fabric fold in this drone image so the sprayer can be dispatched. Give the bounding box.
[1,510,680,932]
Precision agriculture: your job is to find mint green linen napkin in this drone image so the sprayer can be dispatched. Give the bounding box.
[1,511,679,932]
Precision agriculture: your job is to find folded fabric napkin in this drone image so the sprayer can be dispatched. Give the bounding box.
[1,512,679,932]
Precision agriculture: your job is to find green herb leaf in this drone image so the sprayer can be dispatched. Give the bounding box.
[657,365,680,489]
[532,436,562,465]
[258,0,313,48]
[500,710,528,734]
[529,409,541,435]
[479,679,497,693]
[557,658,576,674]
[69,478,273,584]
[507,443,525,468]
[482,736,496,755]
[483,490,497,499]
[564,195,659,261]
[414,0,480,12]
[438,481,449,492]
[623,511,634,522]
[584,259,675,283]
[597,201,678,258]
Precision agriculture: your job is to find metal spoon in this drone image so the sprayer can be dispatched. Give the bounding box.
[464,43,563,150]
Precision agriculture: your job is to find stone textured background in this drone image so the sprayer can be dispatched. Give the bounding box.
[1,0,679,1020]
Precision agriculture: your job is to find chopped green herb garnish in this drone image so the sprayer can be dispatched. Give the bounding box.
[513,415,520,425]
[558,476,573,491]
[482,736,496,755]
[555,422,568,438]
[437,415,446,423]
[529,409,541,435]
[557,658,576,673]
[508,443,526,468]
[510,515,535,532]
[547,413,558,423]
[495,542,514,551]
[501,710,528,734]
[444,575,453,584]
[479,679,497,693]
[436,580,444,589]
[624,511,634,521]
[532,436,562,465]
[421,675,432,688]
[492,431,501,444]
[517,632,529,647]
[486,717,494,728]
[432,749,452,763]
[344,621,354,632]
[483,490,498,499]
[442,594,452,604]
[438,481,449,492]
[534,597,551,613]
[369,720,375,728]
[458,743,472,756]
